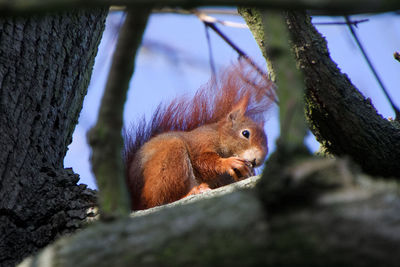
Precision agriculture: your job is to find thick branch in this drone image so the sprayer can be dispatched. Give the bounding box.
[1,0,400,15]
[241,8,400,178]
[19,169,400,267]
[88,9,150,218]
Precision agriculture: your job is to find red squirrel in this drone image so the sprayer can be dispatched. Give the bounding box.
[124,64,275,210]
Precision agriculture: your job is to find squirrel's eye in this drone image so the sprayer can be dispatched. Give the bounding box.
[241,130,250,139]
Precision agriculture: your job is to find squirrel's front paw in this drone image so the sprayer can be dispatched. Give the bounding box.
[222,157,254,181]
[184,183,211,198]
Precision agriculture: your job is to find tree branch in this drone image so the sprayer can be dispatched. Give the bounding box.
[88,9,150,219]
[1,0,400,15]
[240,8,400,178]
[18,164,400,267]
[259,10,308,151]
[313,18,369,26]
[283,11,400,178]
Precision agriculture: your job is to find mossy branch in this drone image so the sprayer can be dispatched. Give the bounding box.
[88,9,150,219]
[240,8,308,153]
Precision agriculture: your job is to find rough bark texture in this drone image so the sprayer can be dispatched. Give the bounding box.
[0,9,107,266]
[283,11,400,178]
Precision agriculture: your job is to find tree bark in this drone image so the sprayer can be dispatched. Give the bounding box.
[284,11,400,177]
[0,9,107,266]
[19,170,400,267]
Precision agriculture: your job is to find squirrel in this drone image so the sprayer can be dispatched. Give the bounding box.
[124,64,275,210]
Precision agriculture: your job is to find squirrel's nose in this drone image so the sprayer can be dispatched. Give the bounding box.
[250,159,257,168]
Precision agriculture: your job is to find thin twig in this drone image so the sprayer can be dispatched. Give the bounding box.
[314,18,368,26]
[109,5,125,11]
[197,8,238,15]
[154,7,239,16]
[394,51,400,63]
[344,15,400,120]
[199,18,278,104]
[204,23,217,82]
[196,11,248,28]
[111,7,242,25]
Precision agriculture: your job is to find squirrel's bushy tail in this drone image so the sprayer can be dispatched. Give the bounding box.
[124,63,276,168]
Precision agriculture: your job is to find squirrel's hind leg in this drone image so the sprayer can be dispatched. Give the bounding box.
[140,136,198,208]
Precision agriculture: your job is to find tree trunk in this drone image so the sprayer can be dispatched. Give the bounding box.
[0,9,107,266]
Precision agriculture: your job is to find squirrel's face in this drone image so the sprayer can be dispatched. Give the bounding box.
[235,128,267,167]
[219,110,268,167]
[232,126,268,168]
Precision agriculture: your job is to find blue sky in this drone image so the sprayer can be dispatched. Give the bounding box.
[64,10,400,189]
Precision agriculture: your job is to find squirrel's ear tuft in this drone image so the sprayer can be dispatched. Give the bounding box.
[227,95,249,122]
[227,108,242,122]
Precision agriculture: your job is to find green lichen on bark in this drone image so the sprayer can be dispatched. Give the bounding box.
[88,9,151,219]
[238,7,271,75]
[240,8,308,154]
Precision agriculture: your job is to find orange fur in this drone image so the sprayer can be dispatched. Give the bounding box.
[124,64,275,210]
